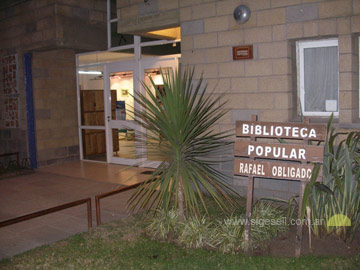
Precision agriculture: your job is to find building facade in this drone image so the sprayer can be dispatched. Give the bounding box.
[115,0,359,198]
[1,0,359,199]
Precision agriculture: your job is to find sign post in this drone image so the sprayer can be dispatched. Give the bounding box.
[295,117,310,258]
[244,114,257,253]
[234,116,326,256]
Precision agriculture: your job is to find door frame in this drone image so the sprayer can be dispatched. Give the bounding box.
[76,63,106,162]
[104,55,180,167]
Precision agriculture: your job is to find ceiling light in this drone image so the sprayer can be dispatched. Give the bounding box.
[78,71,103,75]
[153,74,164,86]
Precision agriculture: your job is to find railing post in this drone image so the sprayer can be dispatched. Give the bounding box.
[95,196,101,226]
[94,180,153,227]
[87,199,92,229]
[16,152,20,168]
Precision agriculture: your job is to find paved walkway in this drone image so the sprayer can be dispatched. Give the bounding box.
[0,161,151,259]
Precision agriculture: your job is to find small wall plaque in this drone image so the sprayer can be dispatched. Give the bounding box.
[233,45,253,60]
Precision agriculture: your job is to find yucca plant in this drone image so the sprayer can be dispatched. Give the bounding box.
[127,68,238,219]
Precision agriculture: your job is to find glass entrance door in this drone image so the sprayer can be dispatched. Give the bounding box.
[105,61,144,165]
[104,60,145,165]
[104,56,179,167]
[140,56,179,168]
[78,65,107,162]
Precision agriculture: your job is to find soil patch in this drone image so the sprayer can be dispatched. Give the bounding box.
[253,226,360,257]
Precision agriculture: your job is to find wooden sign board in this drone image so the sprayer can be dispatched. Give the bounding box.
[234,159,322,181]
[234,141,324,163]
[236,121,327,141]
[233,116,326,257]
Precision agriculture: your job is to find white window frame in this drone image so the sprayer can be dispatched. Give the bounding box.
[297,39,339,117]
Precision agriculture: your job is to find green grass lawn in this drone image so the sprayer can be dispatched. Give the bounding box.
[1,217,359,270]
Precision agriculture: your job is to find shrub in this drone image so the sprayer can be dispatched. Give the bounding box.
[178,215,213,249]
[260,195,299,226]
[251,201,288,243]
[211,215,246,254]
[145,201,288,254]
[146,209,179,241]
[211,202,287,254]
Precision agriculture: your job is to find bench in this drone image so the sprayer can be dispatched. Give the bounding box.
[0,152,20,168]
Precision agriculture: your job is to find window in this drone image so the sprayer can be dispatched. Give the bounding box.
[297,39,339,117]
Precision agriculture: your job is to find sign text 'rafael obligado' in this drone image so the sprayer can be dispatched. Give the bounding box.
[234,121,326,181]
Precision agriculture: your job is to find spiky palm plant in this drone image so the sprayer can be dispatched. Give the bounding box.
[127,68,237,219]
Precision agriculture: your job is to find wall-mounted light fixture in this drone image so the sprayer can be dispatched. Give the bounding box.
[233,5,251,24]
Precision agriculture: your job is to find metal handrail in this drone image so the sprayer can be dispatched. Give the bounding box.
[0,197,92,229]
[0,175,152,231]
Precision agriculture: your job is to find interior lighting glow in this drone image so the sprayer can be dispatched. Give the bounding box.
[78,71,102,75]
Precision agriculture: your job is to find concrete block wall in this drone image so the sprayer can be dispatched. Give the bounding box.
[116,0,180,33]
[0,1,59,161]
[0,1,57,51]
[0,0,107,167]
[178,0,360,199]
[0,0,107,52]
[55,0,107,51]
[113,0,359,199]
[180,0,359,124]
[32,49,79,167]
